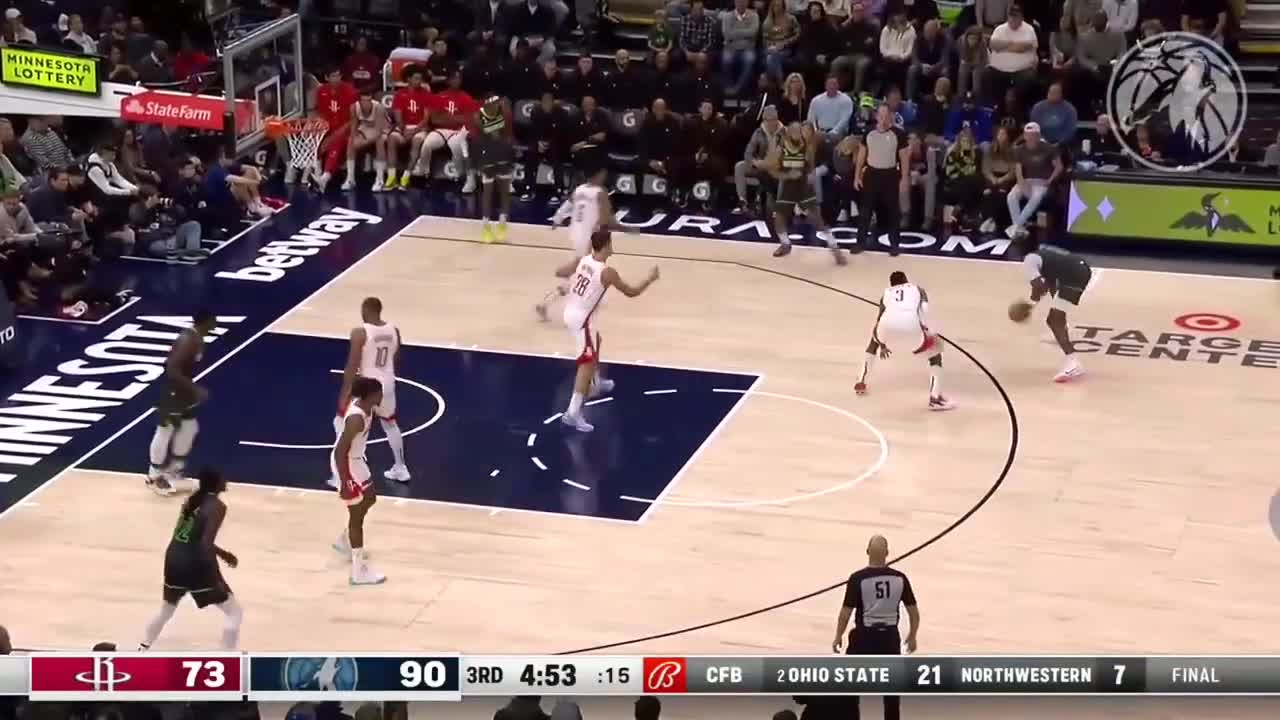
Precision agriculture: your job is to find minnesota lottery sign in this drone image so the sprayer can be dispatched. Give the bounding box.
[0,45,100,96]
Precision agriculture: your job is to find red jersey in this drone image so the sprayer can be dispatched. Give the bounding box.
[392,86,433,127]
[426,90,481,130]
[315,81,359,127]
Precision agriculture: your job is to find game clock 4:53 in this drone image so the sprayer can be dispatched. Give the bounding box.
[461,657,644,695]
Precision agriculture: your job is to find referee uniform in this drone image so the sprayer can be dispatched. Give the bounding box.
[835,535,918,720]
[857,117,907,255]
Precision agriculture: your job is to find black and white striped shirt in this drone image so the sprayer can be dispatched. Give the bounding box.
[19,128,73,173]
[842,566,916,629]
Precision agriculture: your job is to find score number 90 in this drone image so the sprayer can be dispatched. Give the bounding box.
[399,660,450,689]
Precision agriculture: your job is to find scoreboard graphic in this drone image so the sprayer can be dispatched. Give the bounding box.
[1,654,1278,700]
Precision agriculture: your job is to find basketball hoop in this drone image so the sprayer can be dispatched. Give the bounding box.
[265,116,328,170]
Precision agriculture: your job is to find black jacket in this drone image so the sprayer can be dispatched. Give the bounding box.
[640,112,683,164]
[25,185,72,224]
[528,104,571,147]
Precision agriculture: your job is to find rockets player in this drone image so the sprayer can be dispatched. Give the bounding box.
[387,67,432,190]
[423,70,479,192]
[470,95,516,243]
[855,271,955,411]
[333,376,387,586]
[328,297,410,486]
[538,164,615,321]
[561,229,660,432]
[343,88,391,192]
[312,67,359,192]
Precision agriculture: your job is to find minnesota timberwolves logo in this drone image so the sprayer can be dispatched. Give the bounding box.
[282,657,360,691]
[1107,32,1246,172]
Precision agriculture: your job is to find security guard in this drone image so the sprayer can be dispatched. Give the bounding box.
[855,105,909,256]
[833,534,919,720]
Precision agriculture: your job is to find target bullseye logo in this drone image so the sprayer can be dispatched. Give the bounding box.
[1174,313,1241,332]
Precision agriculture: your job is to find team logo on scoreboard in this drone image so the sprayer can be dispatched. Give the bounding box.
[282,657,360,692]
[643,658,687,693]
[74,657,132,691]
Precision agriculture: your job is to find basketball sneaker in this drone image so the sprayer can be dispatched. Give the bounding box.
[384,464,411,482]
[398,170,412,189]
[854,381,868,395]
[482,224,495,243]
[461,174,477,194]
[333,531,351,555]
[590,377,615,398]
[561,412,594,433]
[496,220,508,242]
[384,174,398,191]
[929,396,956,411]
[1053,360,1085,383]
[341,177,357,191]
[831,246,847,265]
[350,553,386,586]
[315,172,332,193]
[773,243,792,257]
[146,472,176,497]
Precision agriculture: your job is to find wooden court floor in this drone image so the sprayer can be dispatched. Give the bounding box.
[3,216,1279,664]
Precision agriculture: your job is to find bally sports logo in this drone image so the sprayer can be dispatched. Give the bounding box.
[643,658,687,693]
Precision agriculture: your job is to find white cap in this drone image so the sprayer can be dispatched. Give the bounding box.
[4,8,20,20]
[57,13,68,31]
[1023,121,1041,134]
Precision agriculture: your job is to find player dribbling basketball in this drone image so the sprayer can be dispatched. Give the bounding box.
[333,376,386,585]
[328,297,409,486]
[561,229,660,432]
[1018,238,1092,383]
[539,164,614,321]
[856,271,954,411]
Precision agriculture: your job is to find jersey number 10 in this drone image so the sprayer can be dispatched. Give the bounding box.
[375,346,390,368]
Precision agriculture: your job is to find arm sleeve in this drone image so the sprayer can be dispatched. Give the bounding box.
[87,165,126,196]
[1022,253,1044,280]
[900,574,917,606]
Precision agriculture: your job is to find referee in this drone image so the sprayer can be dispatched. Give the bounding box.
[832,534,919,720]
[854,105,910,257]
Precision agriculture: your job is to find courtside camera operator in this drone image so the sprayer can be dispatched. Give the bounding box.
[128,184,209,263]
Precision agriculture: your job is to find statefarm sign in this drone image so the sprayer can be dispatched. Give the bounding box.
[121,91,256,132]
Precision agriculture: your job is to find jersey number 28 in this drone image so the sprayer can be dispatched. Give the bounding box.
[572,274,590,296]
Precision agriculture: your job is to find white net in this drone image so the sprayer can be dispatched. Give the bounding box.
[277,119,328,169]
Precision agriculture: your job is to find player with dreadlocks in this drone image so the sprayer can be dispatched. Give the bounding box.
[140,468,243,650]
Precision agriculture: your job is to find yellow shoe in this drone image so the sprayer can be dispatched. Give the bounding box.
[482,224,495,243]
[496,221,508,242]
[398,171,411,189]
[384,174,398,191]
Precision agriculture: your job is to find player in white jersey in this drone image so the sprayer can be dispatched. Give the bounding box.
[332,377,386,585]
[342,88,391,192]
[328,297,410,486]
[855,271,954,411]
[561,229,660,432]
[537,165,615,321]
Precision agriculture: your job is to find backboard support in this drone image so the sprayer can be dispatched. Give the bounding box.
[221,13,305,158]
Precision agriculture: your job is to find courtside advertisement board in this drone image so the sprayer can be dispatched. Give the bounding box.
[1067,179,1280,247]
[0,45,100,96]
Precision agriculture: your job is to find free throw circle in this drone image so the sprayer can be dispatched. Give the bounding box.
[1174,313,1241,332]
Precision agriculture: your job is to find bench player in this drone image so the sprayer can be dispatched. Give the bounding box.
[333,376,387,585]
[561,229,660,432]
[387,67,432,189]
[471,95,516,242]
[311,67,359,192]
[1020,238,1092,383]
[538,164,614,321]
[147,310,218,495]
[423,70,479,192]
[343,88,391,192]
[855,271,954,411]
[140,468,243,650]
[328,297,409,485]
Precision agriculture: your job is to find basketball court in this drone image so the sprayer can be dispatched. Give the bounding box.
[0,205,1275,673]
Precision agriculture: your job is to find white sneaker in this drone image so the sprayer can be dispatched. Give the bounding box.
[979,218,996,234]
[1005,224,1023,239]
[325,475,339,489]
[341,177,357,191]
[316,172,332,193]
[1053,364,1085,383]
[333,535,351,555]
[384,464,411,482]
[590,378,615,397]
[928,396,956,411]
[284,166,298,185]
[251,201,273,218]
[146,474,176,497]
[837,210,849,223]
[461,174,477,193]
[371,178,385,193]
[561,412,595,433]
[350,564,387,586]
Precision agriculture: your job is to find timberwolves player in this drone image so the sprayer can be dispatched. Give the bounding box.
[769,122,845,265]
[147,311,218,496]
[1020,238,1092,382]
[471,96,516,243]
[140,468,243,650]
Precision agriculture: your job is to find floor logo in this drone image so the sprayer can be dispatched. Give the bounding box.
[1108,32,1246,172]
[1171,193,1253,237]
[1073,314,1278,369]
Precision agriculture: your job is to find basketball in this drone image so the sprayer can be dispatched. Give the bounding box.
[1008,300,1034,323]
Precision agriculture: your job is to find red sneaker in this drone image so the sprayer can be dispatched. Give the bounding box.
[854,382,867,395]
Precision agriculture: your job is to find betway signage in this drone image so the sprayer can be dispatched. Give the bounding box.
[121,90,256,132]
[612,209,1014,259]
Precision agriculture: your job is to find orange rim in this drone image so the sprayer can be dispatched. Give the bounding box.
[264,116,328,139]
